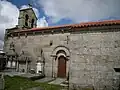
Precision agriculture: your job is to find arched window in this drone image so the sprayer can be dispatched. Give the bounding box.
[25,14,29,26]
[31,19,34,28]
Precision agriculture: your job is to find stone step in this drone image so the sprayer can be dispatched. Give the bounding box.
[48,78,69,87]
[60,83,68,87]
[62,80,69,84]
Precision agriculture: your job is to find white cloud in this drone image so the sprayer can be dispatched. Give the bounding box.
[0,40,4,49]
[35,0,120,23]
[37,16,48,27]
[20,5,29,9]
[0,2,48,49]
[0,0,19,49]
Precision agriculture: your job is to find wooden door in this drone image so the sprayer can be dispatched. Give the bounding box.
[57,56,66,78]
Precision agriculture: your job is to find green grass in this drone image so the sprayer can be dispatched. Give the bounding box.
[4,75,64,90]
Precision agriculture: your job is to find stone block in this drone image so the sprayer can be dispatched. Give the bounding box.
[44,66,52,77]
[69,83,94,90]
[71,63,86,71]
[70,70,86,78]
[70,34,83,41]
[100,41,114,48]
[100,48,110,55]
[71,55,86,63]
[69,77,87,85]
[87,40,101,48]
[79,48,90,55]
[85,64,95,71]
[112,32,120,40]
[89,48,101,55]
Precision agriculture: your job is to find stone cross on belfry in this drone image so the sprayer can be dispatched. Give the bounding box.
[28,4,32,8]
[28,0,32,8]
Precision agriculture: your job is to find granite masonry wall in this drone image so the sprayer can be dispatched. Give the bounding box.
[69,31,120,90]
[4,27,120,89]
[4,33,70,77]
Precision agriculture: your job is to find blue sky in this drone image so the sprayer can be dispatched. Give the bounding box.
[0,0,120,49]
[7,0,74,26]
[6,0,120,26]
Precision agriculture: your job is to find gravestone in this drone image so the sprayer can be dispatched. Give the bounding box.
[0,74,4,90]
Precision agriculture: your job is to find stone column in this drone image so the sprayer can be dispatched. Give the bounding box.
[25,60,28,73]
[52,56,57,78]
[52,56,56,78]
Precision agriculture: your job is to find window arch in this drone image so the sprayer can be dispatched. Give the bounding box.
[25,14,29,26]
[51,46,70,57]
[56,50,66,56]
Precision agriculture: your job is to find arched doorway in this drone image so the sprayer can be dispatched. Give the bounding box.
[57,56,66,78]
[51,46,70,78]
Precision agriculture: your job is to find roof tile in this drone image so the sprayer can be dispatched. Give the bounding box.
[14,20,120,32]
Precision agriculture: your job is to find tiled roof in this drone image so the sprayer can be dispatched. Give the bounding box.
[13,20,120,32]
[30,20,120,31]
[73,20,120,27]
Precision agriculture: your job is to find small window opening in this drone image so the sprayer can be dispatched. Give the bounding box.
[114,68,120,72]
[50,40,53,46]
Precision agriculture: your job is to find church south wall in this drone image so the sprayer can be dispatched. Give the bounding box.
[69,31,120,90]
[4,27,120,89]
[4,32,70,77]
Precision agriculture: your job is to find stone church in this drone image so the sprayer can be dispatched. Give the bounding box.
[4,6,120,89]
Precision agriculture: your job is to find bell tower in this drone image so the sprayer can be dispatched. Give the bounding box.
[18,6,37,29]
